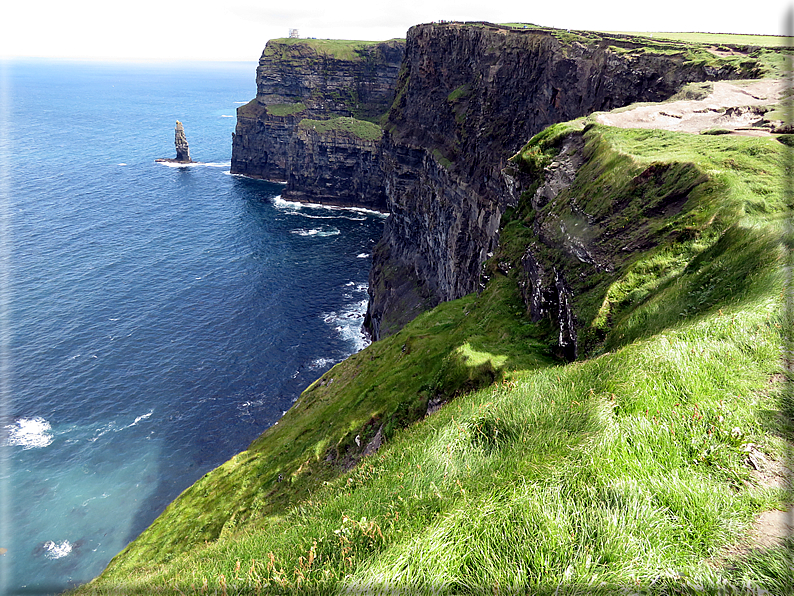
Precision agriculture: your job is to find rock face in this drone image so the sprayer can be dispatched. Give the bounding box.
[230,38,405,207]
[363,22,760,341]
[231,23,761,345]
[282,120,387,210]
[156,120,194,164]
[174,121,191,162]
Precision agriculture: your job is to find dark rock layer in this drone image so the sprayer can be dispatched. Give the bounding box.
[282,124,387,210]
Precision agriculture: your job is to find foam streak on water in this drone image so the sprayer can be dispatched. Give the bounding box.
[4,59,385,594]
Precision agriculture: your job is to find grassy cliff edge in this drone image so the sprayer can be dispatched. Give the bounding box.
[74,121,793,594]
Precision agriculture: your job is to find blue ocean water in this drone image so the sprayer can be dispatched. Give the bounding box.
[0,59,385,594]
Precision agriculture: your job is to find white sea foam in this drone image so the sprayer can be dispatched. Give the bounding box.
[271,195,387,217]
[5,417,54,449]
[129,410,153,427]
[156,161,230,169]
[89,410,153,442]
[81,493,110,507]
[310,358,336,370]
[291,228,340,237]
[43,540,72,559]
[321,285,371,352]
[292,213,337,220]
[272,195,304,210]
[234,101,248,104]
[157,161,198,169]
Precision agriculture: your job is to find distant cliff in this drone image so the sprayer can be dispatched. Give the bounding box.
[231,38,404,210]
[231,23,762,349]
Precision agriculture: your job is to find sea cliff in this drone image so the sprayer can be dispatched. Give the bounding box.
[230,37,404,210]
[75,106,789,596]
[74,22,791,592]
[364,23,761,343]
[231,22,762,349]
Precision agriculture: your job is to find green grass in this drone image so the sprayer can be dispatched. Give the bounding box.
[264,38,394,62]
[446,84,470,103]
[602,31,791,48]
[73,120,793,595]
[298,117,383,141]
[265,102,307,117]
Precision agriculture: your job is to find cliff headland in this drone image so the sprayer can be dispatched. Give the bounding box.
[232,22,764,347]
[230,37,404,210]
[74,23,792,595]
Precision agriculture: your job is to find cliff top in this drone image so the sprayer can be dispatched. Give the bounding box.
[596,78,784,134]
[263,37,404,61]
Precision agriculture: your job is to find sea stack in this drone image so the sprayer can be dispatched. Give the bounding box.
[174,121,191,162]
[156,120,194,163]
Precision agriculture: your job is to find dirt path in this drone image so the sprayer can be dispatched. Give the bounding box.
[595,79,784,134]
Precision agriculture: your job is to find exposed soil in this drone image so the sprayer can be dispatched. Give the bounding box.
[595,79,784,135]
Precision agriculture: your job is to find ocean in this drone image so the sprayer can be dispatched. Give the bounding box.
[0,59,386,594]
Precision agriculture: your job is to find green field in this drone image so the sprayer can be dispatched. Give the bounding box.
[265,38,398,61]
[602,31,790,47]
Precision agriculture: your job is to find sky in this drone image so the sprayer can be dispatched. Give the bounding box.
[1,0,792,62]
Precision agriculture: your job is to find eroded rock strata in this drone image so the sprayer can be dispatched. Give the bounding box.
[283,119,387,210]
[156,120,194,164]
[232,23,762,350]
[230,38,405,206]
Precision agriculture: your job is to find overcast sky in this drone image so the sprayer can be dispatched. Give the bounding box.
[1,0,792,62]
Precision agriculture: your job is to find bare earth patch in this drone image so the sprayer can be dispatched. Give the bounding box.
[595,80,784,135]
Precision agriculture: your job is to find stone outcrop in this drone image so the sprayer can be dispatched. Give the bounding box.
[175,121,191,162]
[156,120,194,164]
[363,22,760,342]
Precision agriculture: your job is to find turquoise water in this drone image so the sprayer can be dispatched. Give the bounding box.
[1,59,385,594]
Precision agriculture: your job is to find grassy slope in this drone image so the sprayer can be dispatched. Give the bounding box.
[74,122,792,594]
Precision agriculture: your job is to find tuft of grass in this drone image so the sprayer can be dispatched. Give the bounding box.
[298,116,383,141]
[266,102,307,117]
[446,84,470,103]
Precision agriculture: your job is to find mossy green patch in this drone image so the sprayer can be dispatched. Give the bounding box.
[265,102,307,117]
[298,117,383,141]
[446,84,470,103]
